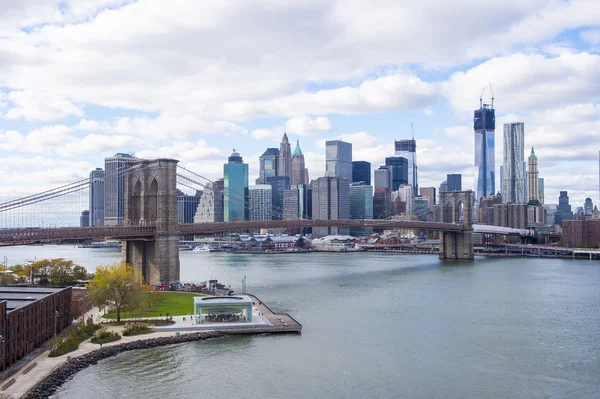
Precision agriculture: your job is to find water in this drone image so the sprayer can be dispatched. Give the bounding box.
[3,246,599,398]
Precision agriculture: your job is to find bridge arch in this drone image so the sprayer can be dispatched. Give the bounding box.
[439,191,474,260]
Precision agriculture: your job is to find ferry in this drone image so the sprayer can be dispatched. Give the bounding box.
[179,244,194,251]
[192,245,212,252]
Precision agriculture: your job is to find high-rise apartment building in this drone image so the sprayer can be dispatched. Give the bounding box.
[325,140,352,181]
[291,139,306,185]
[352,161,371,185]
[447,174,462,192]
[248,185,273,221]
[89,168,105,226]
[502,122,525,204]
[312,176,350,237]
[554,191,573,226]
[224,150,248,222]
[256,148,279,184]
[527,147,540,205]
[194,181,224,223]
[278,133,292,186]
[394,139,418,196]
[474,99,495,200]
[385,157,408,191]
[104,153,137,226]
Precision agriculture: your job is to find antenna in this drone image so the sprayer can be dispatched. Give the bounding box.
[489,82,494,109]
[411,122,414,140]
[479,86,486,108]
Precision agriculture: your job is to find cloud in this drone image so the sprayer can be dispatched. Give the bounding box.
[580,29,600,45]
[285,116,332,136]
[4,90,83,121]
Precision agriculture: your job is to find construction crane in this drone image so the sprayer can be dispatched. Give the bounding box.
[489,82,495,109]
[479,86,486,108]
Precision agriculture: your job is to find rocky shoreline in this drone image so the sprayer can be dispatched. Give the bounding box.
[22,331,224,399]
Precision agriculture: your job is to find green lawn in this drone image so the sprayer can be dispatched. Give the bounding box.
[102,291,204,319]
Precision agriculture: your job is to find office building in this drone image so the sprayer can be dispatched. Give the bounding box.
[397,185,414,216]
[256,148,279,184]
[325,140,352,181]
[291,139,306,185]
[374,166,392,191]
[554,191,573,226]
[447,174,462,192]
[283,184,312,221]
[502,122,525,204]
[373,190,391,220]
[267,176,290,220]
[538,178,545,206]
[80,210,90,227]
[499,165,503,196]
[545,204,557,226]
[248,185,273,221]
[312,176,350,237]
[349,182,373,236]
[224,150,249,222]
[352,161,371,185]
[419,187,436,212]
[527,147,540,205]
[104,153,137,226]
[194,181,224,223]
[394,139,418,196]
[439,180,448,194]
[584,198,594,215]
[89,168,105,226]
[177,190,201,223]
[474,98,496,200]
[385,157,409,191]
[413,197,431,221]
[278,133,292,185]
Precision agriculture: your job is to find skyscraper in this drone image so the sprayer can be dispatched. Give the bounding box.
[349,182,373,236]
[266,176,289,220]
[447,174,462,192]
[89,168,105,226]
[385,156,408,191]
[283,184,312,220]
[474,99,495,200]
[419,187,436,212]
[538,178,545,206]
[325,140,352,181]
[312,176,350,237]
[256,148,279,184]
[397,185,414,216]
[194,181,224,223]
[502,122,525,204]
[104,153,137,226]
[527,147,540,205]
[352,161,371,185]
[278,133,292,185]
[291,139,306,185]
[177,190,201,223]
[224,149,248,222]
[554,191,573,226]
[439,181,448,194]
[374,166,392,192]
[394,139,418,196]
[248,185,273,221]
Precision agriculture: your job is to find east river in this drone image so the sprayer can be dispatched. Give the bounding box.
[2,246,600,398]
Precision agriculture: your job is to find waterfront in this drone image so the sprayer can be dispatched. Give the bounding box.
[2,246,600,398]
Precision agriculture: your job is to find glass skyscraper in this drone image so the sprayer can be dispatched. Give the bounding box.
[325,140,352,181]
[474,103,495,201]
[352,161,371,185]
[312,176,350,237]
[89,168,105,226]
[385,156,408,191]
[224,150,248,222]
[256,148,279,184]
[447,174,462,192]
[394,139,417,196]
[502,122,525,204]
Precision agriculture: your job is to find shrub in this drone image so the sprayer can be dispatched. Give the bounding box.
[48,318,101,357]
[91,329,121,344]
[122,323,154,336]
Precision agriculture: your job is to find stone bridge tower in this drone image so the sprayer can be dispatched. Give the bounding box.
[121,159,180,284]
[439,191,474,260]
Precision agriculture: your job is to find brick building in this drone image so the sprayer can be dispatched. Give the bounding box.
[70,288,92,318]
[0,287,72,371]
[562,220,600,248]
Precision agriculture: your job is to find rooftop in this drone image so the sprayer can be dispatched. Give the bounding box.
[0,286,69,312]
[194,295,254,307]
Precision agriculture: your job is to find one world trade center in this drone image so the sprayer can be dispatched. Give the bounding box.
[474,97,495,201]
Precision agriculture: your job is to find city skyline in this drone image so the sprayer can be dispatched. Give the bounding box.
[0,1,599,209]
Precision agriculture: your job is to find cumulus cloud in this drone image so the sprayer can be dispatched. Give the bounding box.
[4,90,83,121]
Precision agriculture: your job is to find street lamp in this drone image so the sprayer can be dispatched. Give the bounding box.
[55,311,60,336]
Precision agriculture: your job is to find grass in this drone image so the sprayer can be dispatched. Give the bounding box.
[102,291,205,319]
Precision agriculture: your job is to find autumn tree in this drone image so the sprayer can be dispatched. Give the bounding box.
[86,263,142,322]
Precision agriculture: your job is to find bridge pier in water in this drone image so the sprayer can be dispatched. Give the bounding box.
[439,191,474,260]
[121,159,180,285]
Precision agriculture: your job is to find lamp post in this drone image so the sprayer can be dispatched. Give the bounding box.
[55,311,60,336]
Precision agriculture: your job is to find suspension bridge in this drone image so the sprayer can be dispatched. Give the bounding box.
[0,158,528,284]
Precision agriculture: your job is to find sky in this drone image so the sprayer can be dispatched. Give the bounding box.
[0,0,599,210]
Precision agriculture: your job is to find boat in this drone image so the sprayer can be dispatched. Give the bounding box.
[179,244,194,251]
[192,245,212,252]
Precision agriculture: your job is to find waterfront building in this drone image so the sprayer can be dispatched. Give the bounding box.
[352,161,371,186]
[374,166,392,191]
[350,182,373,236]
[266,176,290,220]
[439,180,448,194]
[248,185,273,221]
[256,148,279,184]
[419,187,436,212]
[224,150,249,222]
[527,147,540,205]
[584,198,594,215]
[80,210,90,227]
[89,168,105,226]
[562,219,600,247]
[373,189,391,220]
[397,184,414,216]
[312,176,350,237]
[194,181,224,223]
[104,152,137,226]
[502,122,525,204]
[278,133,292,186]
[394,139,418,196]
[447,174,462,192]
[385,157,409,191]
[0,287,72,371]
[291,139,306,185]
[554,191,574,226]
[325,140,352,181]
[474,99,496,200]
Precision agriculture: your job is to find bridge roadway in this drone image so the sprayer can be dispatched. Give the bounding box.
[0,219,465,245]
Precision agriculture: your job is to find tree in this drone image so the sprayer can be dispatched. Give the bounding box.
[87,263,142,322]
[73,265,89,281]
[22,259,88,286]
[0,273,16,285]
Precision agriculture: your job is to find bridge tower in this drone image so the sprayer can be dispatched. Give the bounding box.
[439,191,474,260]
[121,159,180,284]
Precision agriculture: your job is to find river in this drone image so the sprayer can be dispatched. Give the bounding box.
[2,246,599,398]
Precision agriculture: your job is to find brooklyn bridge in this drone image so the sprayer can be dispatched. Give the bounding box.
[0,158,527,284]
